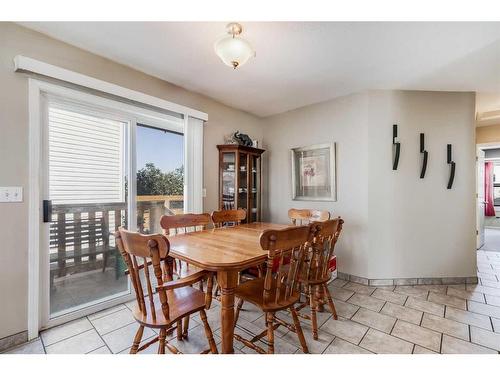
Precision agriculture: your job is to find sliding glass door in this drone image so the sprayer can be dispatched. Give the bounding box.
[40,89,186,325]
[45,101,130,318]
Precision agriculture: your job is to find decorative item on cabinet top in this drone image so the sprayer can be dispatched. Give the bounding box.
[447,144,456,189]
[420,133,428,178]
[392,124,401,170]
[224,131,254,147]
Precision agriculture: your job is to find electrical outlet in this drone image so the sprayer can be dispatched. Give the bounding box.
[0,187,23,202]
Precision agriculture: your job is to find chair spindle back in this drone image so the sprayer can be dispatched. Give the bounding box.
[115,228,173,321]
[211,209,247,228]
[259,223,320,304]
[305,218,344,282]
[160,213,211,236]
[288,208,330,225]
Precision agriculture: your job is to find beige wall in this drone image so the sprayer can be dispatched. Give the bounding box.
[262,93,371,277]
[476,92,500,114]
[264,90,477,280]
[366,91,476,279]
[476,124,500,144]
[0,22,264,339]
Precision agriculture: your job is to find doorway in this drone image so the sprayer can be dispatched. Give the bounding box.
[477,143,500,253]
[38,84,187,329]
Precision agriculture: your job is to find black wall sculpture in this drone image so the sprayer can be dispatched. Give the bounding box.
[419,133,428,178]
[447,144,456,189]
[392,124,400,170]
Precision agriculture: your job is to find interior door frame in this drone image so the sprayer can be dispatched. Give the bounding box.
[476,147,486,249]
[477,142,500,238]
[27,78,192,339]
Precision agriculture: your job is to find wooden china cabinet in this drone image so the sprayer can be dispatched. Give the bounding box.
[217,144,265,223]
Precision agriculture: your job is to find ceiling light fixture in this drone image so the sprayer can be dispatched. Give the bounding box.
[214,23,255,69]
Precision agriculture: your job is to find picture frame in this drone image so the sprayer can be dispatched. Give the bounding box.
[291,142,336,201]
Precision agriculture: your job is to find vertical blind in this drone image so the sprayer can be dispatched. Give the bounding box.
[48,103,125,204]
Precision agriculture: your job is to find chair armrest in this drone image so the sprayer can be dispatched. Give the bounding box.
[156,270,208,291]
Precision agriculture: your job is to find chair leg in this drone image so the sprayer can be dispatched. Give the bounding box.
[129,325,144,354]
[182,316,190,338]
[309,286,319,340]
[315,286,325,312]
[266,312,275,354]
[290,307,309,354]
[158,328,166,354]
[205,274,214,309]
[199,280,204,292]
[234,299,244,328]
[177,321,183,341]
[199,310,218,354]
[323,283,338,320]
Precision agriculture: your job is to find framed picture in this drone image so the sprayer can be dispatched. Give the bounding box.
[291,142,336,201]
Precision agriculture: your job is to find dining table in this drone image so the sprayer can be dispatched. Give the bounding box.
[167,222,290,354]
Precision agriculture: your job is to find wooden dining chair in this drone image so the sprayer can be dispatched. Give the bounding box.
[296,217,344,340]
[288,208,330,225]
[233,223,321,354]
[159,213,213,339]
[160,213,211,279]
[211,208,247,228]
[115,228,218,354]
[211,208,257,287]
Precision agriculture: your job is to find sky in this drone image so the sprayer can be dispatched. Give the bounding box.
[136,124,184,172]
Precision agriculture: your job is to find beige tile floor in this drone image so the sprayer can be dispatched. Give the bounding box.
[4,249,500,354]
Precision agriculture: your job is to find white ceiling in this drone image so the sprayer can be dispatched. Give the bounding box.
[19,22,500,117]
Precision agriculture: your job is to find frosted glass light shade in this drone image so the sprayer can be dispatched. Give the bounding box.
[214,36,254,69]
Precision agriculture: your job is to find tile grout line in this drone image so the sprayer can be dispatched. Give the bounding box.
[41,325,95,349]
[356,325,370,348]
[372,318,436,352]
[86,315,113,354]
[93,320,138,339]
[38,331,47,354]
[388,316,398,335]
[88,304,128,323]
[43,328,97,352]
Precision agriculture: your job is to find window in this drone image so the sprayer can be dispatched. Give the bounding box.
[493,164,500,206]
[136,124,185,234]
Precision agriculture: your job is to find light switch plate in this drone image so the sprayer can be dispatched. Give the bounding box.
[202,188,207,198]
[0,187,23,202]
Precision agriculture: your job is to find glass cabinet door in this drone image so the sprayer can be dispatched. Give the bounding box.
[250,155,259,222]
[238,152,249,217]
[222,152,236,209]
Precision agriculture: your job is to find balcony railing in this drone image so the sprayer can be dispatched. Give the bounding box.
[49,195,184,283]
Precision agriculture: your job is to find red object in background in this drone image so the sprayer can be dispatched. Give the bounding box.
[328,256,337,272]
[485,161,496,217]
